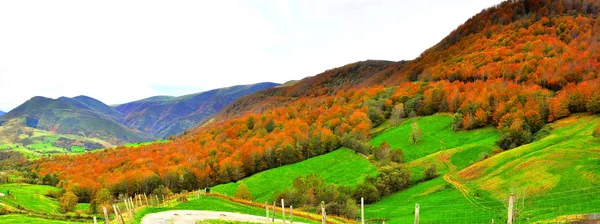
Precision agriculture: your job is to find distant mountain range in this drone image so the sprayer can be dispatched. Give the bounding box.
[114,82,279,139]
[0,110,4,116]
[0,82,278,147]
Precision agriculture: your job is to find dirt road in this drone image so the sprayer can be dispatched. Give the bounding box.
[141,210,307,224]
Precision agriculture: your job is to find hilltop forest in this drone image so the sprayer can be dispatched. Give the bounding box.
[21,0,600,211]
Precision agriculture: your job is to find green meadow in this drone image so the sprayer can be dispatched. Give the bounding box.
[212,148,378,202]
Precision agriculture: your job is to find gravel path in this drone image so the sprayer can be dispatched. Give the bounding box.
[141,210,307,224]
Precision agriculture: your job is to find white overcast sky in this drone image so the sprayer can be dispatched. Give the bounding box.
[0,0,503,112]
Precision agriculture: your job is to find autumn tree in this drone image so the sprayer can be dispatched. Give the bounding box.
[59,191,78,213]
[497,118,532,150]
[410,122,422,144]
[375,142,391,162]
[89,188,112,214]
[390,103,406,126]
[234,183,253,200]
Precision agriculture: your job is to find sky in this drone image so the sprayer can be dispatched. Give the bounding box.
[0,0,503,112]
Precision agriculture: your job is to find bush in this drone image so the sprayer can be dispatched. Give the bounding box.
[497,118,532,150]
[390,149,405,163]
[375,164,412,196]
[491,148,503,155]
[353,182,379,204]
[59,191,78,213]
[234,183,253,200]
[423,164,437,181]
[594,124,600,138]
[177,195,188,202]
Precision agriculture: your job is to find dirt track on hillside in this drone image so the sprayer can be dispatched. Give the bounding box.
[141,210,307,224]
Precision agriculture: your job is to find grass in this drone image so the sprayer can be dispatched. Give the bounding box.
[364,114,600,223]
[212,148,377,202]
[123,139,168,148]
[0,183,61,214]
[371,114,500,162]
[0,215,83,224]
[132,196,317,224]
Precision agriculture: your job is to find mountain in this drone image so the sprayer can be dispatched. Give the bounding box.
[0,110,4,116]
[115,82,279,139]
[0,96,148,145]
[34,0,600,219]
[217,60,404,118]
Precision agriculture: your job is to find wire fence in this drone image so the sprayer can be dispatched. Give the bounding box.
[358,186,600,224]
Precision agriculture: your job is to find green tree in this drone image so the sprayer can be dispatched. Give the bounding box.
[375,164,412,196]
[234,183,253,200]
[59,191,78,213]
[246,116,255,130]
[353,181,379,204]
[409,122,422,144]
[265,119,276,133]
[367,107,385,127]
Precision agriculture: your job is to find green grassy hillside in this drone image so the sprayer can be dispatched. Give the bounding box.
[0,215,82,224]
[212,148,377,202]
[0,120,112,158]
[365,114,600,223]
[0,183,61,214]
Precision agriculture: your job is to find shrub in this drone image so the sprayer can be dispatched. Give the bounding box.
[353,182,379,204]
[594,124,600,138]
[375,164,412,196]
[59,191,78,213]
[234,183,253,201]
[423,164,438,181]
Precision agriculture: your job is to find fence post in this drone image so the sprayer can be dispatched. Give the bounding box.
[116,205,126,224]
[93,216,97,224]
[144,193,149,206]
[290,206,293,224]
[361,197,365,224]
[102,206,110,224]
[321,201,326,224]
[507,194,514,224]
[265,201,269,224]
[414,204,419,224]
[113,204,122,224]
[282,198,286,223]
[272,201,276,223]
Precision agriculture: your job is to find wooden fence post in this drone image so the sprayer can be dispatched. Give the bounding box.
[282,198,286,224]
[321,201,326,224]
[93,216,97,224]
[112,204,121,224]
[507,194,514,224]
[144,193,149,206]
[361,197,365,224]
[102,206,110,224]
[414,204,419,224]
[116,205,125,224]
[272,201,276,223]
[290,206,293,224]
[265,201,269,224]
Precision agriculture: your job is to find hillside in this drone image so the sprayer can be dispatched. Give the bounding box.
[115,82,279,139]
[0,110,5,116]
[30,1,600,222]
[0,96,148,145]
[216,60,403,119]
